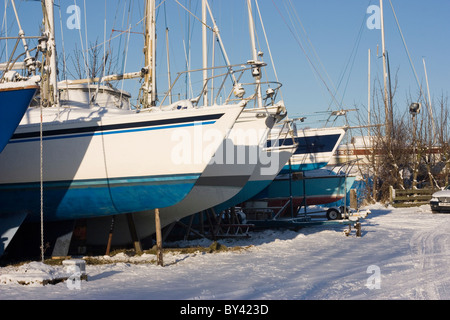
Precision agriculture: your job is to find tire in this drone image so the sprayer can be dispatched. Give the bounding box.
[326,208,342,220]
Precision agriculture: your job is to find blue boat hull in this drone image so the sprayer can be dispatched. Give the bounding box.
[0,174,199,222]
[0,86,37,153]
[249,173,356,208]
[213,130,345,213]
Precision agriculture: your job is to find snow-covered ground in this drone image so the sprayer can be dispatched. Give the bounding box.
[1,203,450,301]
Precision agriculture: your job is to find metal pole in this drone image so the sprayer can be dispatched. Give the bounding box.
[247,0,263,108]
[423,57,435,142]
[143,0,156,107]
[166,27,172,104]
[44,0,59,108]
[10,0,35,74]
[379,0,389,137]
[202,0,208,106]
[368,49,371,137]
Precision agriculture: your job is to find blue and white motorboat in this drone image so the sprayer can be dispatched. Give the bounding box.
[247,168,356,212]
[212,125,347,213]
[269,126,347,174]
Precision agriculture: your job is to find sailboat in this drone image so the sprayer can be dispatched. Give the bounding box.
[0,79,39,153]
[0,1,40,153]
[75,0,297,246]
[0,0,244,255]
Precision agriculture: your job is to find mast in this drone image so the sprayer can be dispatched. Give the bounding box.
[143,0,156,107]
[368,49,371,136]
[43,0,59,108]
[379,0,389,137]
[204,0,237,85]
[423,57,435,141]
[202,0,208,107]
[10,0,36,75]
[165,27,172,104]
[247,0,263,108]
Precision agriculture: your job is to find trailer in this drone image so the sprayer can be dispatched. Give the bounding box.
[243,200,366,237]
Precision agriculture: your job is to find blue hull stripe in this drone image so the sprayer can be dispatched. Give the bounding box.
[279,162,328,173]
[0,174,200,222]
[9,120,217,144]
[250,176,356,200]
[11,113,223,138]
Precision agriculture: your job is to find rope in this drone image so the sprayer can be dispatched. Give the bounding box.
[334,0,370,108]
[40,81,44,262]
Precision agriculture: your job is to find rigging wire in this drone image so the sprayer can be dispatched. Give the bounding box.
[271,0,342,109]
[388,0,431,116]
[57,0,67,81]
[285,0,338,100]
[333,0,372,108]
[2,0,9,61]
[254,0,279,83]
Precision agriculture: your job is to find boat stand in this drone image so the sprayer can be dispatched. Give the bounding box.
[162,208,254,241]
[248,214,362,237]
[243,198,363,237]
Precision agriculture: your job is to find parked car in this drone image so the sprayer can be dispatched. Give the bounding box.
[430,185,450,213]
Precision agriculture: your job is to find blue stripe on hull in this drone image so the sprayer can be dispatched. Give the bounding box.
[279,162,328,174]
[0,87,37,152]
[9,120,217,144]
[0,174,199,222]
[251,176,356,201]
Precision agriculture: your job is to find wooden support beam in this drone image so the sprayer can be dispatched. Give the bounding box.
[126,213,142,253]
[155,208,164,266]
[105,216,115,255]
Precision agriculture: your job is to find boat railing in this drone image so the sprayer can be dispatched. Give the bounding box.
[263,119,299,153]
[159,61,283,110]
[0,35,43,81]
[328,159,359,177]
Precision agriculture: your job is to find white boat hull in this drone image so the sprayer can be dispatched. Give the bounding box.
[81,106,288,245]
[269,126,347,173]
[0,104,243,222]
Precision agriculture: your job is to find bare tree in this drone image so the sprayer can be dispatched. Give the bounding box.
[63,38,119,83]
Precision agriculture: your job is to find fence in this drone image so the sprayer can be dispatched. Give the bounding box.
[389,186,435,208]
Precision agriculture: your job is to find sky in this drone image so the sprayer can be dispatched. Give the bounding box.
[2,0,450,128]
